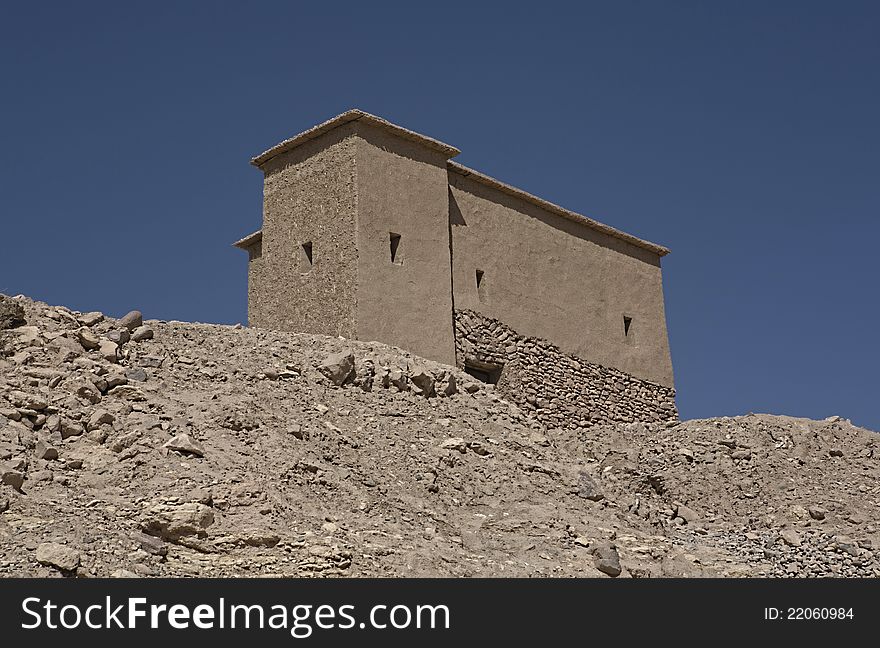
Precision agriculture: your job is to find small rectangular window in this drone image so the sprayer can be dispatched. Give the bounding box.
[389,232,401,264]
[623,315,632,336]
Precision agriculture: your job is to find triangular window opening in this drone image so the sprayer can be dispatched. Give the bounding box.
[624,316,633,337]
[302,242,313,265]
[475,269,484,289]
[390,233,401,263]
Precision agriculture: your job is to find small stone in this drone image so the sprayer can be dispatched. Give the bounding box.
[75,327,100,351]
[60,420,85,439]
[75,382,102,404]
[1,467,25,491]
[529,432,550,446]
[780,529,802,547]
[99,340,119,363]
[808,505,827,521]
[131,326,154,342]
[77,311,104,327]
[111,569,140,578]
[9,391,48,411]
[317,351,355,386]
[119,310,143,331]
[133,532,169,557]
[593,542,622,577]
[577,471,604,502]
[409,366,436,397]
[125,368,148,383]
[440,437,467,453]
[732,449,752,461]
[163,433,205,457]
[140,502,214,540]
[105,373,127,389]
[36,542,80,572]
[87,409,115,431]
[675,503,700,523]
[35,439,58,460]
[829,449,844,457]
[106,329,130,344]
[0,296,26,329]
[834,535,860,557]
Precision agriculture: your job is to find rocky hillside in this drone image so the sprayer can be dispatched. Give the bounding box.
[1,293,878,578]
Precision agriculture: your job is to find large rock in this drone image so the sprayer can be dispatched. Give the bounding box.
[0,296,26,330]
[318,351,355,386]
[119,310,143,331]
[36,542,80,572]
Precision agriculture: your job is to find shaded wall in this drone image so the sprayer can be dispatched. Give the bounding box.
[353,125,456,365]
[448,170,674,387]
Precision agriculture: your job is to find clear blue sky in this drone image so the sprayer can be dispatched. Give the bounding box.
[1,2,877,430]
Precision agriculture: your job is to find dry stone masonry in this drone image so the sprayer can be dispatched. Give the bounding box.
[455,310,677,428]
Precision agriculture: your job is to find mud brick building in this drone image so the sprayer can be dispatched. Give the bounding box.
[235,110,677,426]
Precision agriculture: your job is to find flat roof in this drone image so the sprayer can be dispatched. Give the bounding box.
[251,109,461,168]
[245,110,669,257]
[448,162,669,256]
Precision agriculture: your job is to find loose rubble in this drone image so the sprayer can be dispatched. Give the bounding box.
[0,293,877,578]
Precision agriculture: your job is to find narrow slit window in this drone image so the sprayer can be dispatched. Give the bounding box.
[475,269,485,302]
[475,269,484,288]
[389,232,401,264]
[299,241,313,272]
[623,315,633,337]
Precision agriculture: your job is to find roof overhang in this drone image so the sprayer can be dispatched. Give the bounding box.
[232,230,262,250]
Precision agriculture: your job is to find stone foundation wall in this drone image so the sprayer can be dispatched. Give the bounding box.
[454,309,678,428]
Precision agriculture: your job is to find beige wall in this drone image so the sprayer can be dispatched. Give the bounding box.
[448,172,674,386]
[244,239,264,326]
[353,125,456,365]
[246,117,672,387]
[255,126,359,338]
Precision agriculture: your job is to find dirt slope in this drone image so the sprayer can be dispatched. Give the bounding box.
[1,294,877,578]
